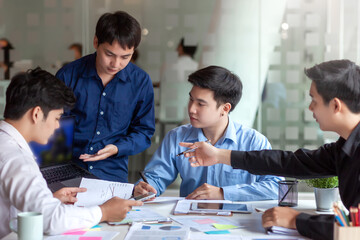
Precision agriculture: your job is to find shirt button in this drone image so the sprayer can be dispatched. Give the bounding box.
[102,92,106,96]
[89,166,93,170]
[90,147,93,151]
[100,111,104,115]
[97,131,100,135]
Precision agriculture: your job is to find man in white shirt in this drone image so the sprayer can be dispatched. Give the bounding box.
[0,67,142,238]
[161,38,199,83]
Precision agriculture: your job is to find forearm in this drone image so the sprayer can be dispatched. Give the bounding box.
[230,148,336,178]
[217,148,232,165]
[113,130,153,157]
[222,177,282,201]
[296,213,334,240]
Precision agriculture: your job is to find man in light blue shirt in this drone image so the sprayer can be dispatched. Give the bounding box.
[134,66,283,201]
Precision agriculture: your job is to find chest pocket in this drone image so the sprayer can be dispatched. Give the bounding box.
[109,99,135,131]
[217,164,256,186]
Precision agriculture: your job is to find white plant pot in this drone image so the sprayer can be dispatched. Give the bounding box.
[314,187,339,212]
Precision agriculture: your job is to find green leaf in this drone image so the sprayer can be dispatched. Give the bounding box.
[303,176,338,188]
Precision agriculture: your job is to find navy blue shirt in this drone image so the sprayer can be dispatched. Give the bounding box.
[56,53,155,182]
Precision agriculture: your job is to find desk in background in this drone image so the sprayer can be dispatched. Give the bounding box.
[4,192,320,239]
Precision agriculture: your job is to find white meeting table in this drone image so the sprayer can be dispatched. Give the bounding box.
[4,192,323,239]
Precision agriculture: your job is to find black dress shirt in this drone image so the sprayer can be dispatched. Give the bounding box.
[230,122,360,240]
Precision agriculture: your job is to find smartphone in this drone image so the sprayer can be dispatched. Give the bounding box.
[191,202,251,213]
[133,192,156,201]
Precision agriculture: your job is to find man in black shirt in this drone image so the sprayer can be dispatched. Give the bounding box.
[179,59,360,240]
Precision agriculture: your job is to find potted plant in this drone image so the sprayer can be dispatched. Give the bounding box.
[304,176,339,212]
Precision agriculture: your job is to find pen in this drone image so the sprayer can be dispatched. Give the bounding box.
[176,139,211,156]
[139,171,149,184]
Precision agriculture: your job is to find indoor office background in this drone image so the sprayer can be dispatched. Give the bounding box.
[0,0,360,191]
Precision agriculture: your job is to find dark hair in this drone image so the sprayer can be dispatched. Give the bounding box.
[68,43,82,53]
[188,66,242,112]
[4,67,76,120]
[305,59,360,113]
[131,49,139,62]
[95,11,141,49]
[179,38,197,58]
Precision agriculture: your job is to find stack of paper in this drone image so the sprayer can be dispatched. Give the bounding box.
[266,226,302,236]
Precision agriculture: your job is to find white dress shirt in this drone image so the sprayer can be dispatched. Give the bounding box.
[161,55,199,82]
[0,121,102,238]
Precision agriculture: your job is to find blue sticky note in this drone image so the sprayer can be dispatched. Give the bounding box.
[90,225,101,229]
[142,225,151,230]
[204,230,230,234]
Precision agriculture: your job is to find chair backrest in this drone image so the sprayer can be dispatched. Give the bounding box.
[0,80,10,119]
[159,81,192,123]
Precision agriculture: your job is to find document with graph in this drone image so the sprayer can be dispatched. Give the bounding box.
[75,178,134,207]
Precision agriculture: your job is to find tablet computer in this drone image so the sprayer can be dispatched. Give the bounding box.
[191,202,251,214]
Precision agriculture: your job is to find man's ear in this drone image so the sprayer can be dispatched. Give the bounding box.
[93,36,98,50]
[31,106,43,123]
[222,103,232,115]
[332,98,342,113]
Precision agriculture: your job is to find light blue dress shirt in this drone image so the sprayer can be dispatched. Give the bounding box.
[142,117,283,201]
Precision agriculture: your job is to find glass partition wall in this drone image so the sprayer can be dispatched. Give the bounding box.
[1,0,360,185]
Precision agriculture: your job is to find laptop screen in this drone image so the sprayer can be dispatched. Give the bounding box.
[29,116,75,167]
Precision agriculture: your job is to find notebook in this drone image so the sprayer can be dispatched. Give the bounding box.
[29,116,98,192]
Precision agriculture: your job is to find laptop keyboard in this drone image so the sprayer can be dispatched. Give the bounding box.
[41,164,89,184]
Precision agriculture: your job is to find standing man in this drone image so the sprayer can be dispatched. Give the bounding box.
[161,37,199,83]
[56,11,155,182]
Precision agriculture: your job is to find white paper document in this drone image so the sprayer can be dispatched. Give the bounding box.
[108,207,169,225]
[124,222,190,240]
[171,215,242,232]
[75,178,134,207]
[144,196,184,204]
[45,231,118,240]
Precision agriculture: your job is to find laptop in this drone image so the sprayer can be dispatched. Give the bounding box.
[29,116,98,192]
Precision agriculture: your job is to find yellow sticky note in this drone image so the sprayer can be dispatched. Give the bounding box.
[85,228,101,231]
[212,223,238,230]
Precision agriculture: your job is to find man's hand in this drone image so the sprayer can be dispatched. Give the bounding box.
[179,142,231,167]
[186,183,224,200]
[262,207,300,229]
[80,144,118,162]
[100,198,143,222]
[133,181,157,201]
[53,187,87,204]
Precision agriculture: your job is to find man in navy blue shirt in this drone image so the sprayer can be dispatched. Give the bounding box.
[56,11,155,182]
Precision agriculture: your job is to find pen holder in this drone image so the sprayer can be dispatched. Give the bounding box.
[334,223,360,239]
[278,180,298,207]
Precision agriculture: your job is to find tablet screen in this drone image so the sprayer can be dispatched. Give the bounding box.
[195,203,249,212]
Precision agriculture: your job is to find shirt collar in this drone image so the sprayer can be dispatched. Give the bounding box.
[0,120,34,157]
[81,52,130,83]
[342,121,360,157]
[217,116,238,145]
[81,52,98,78]
[186,117,238,145]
